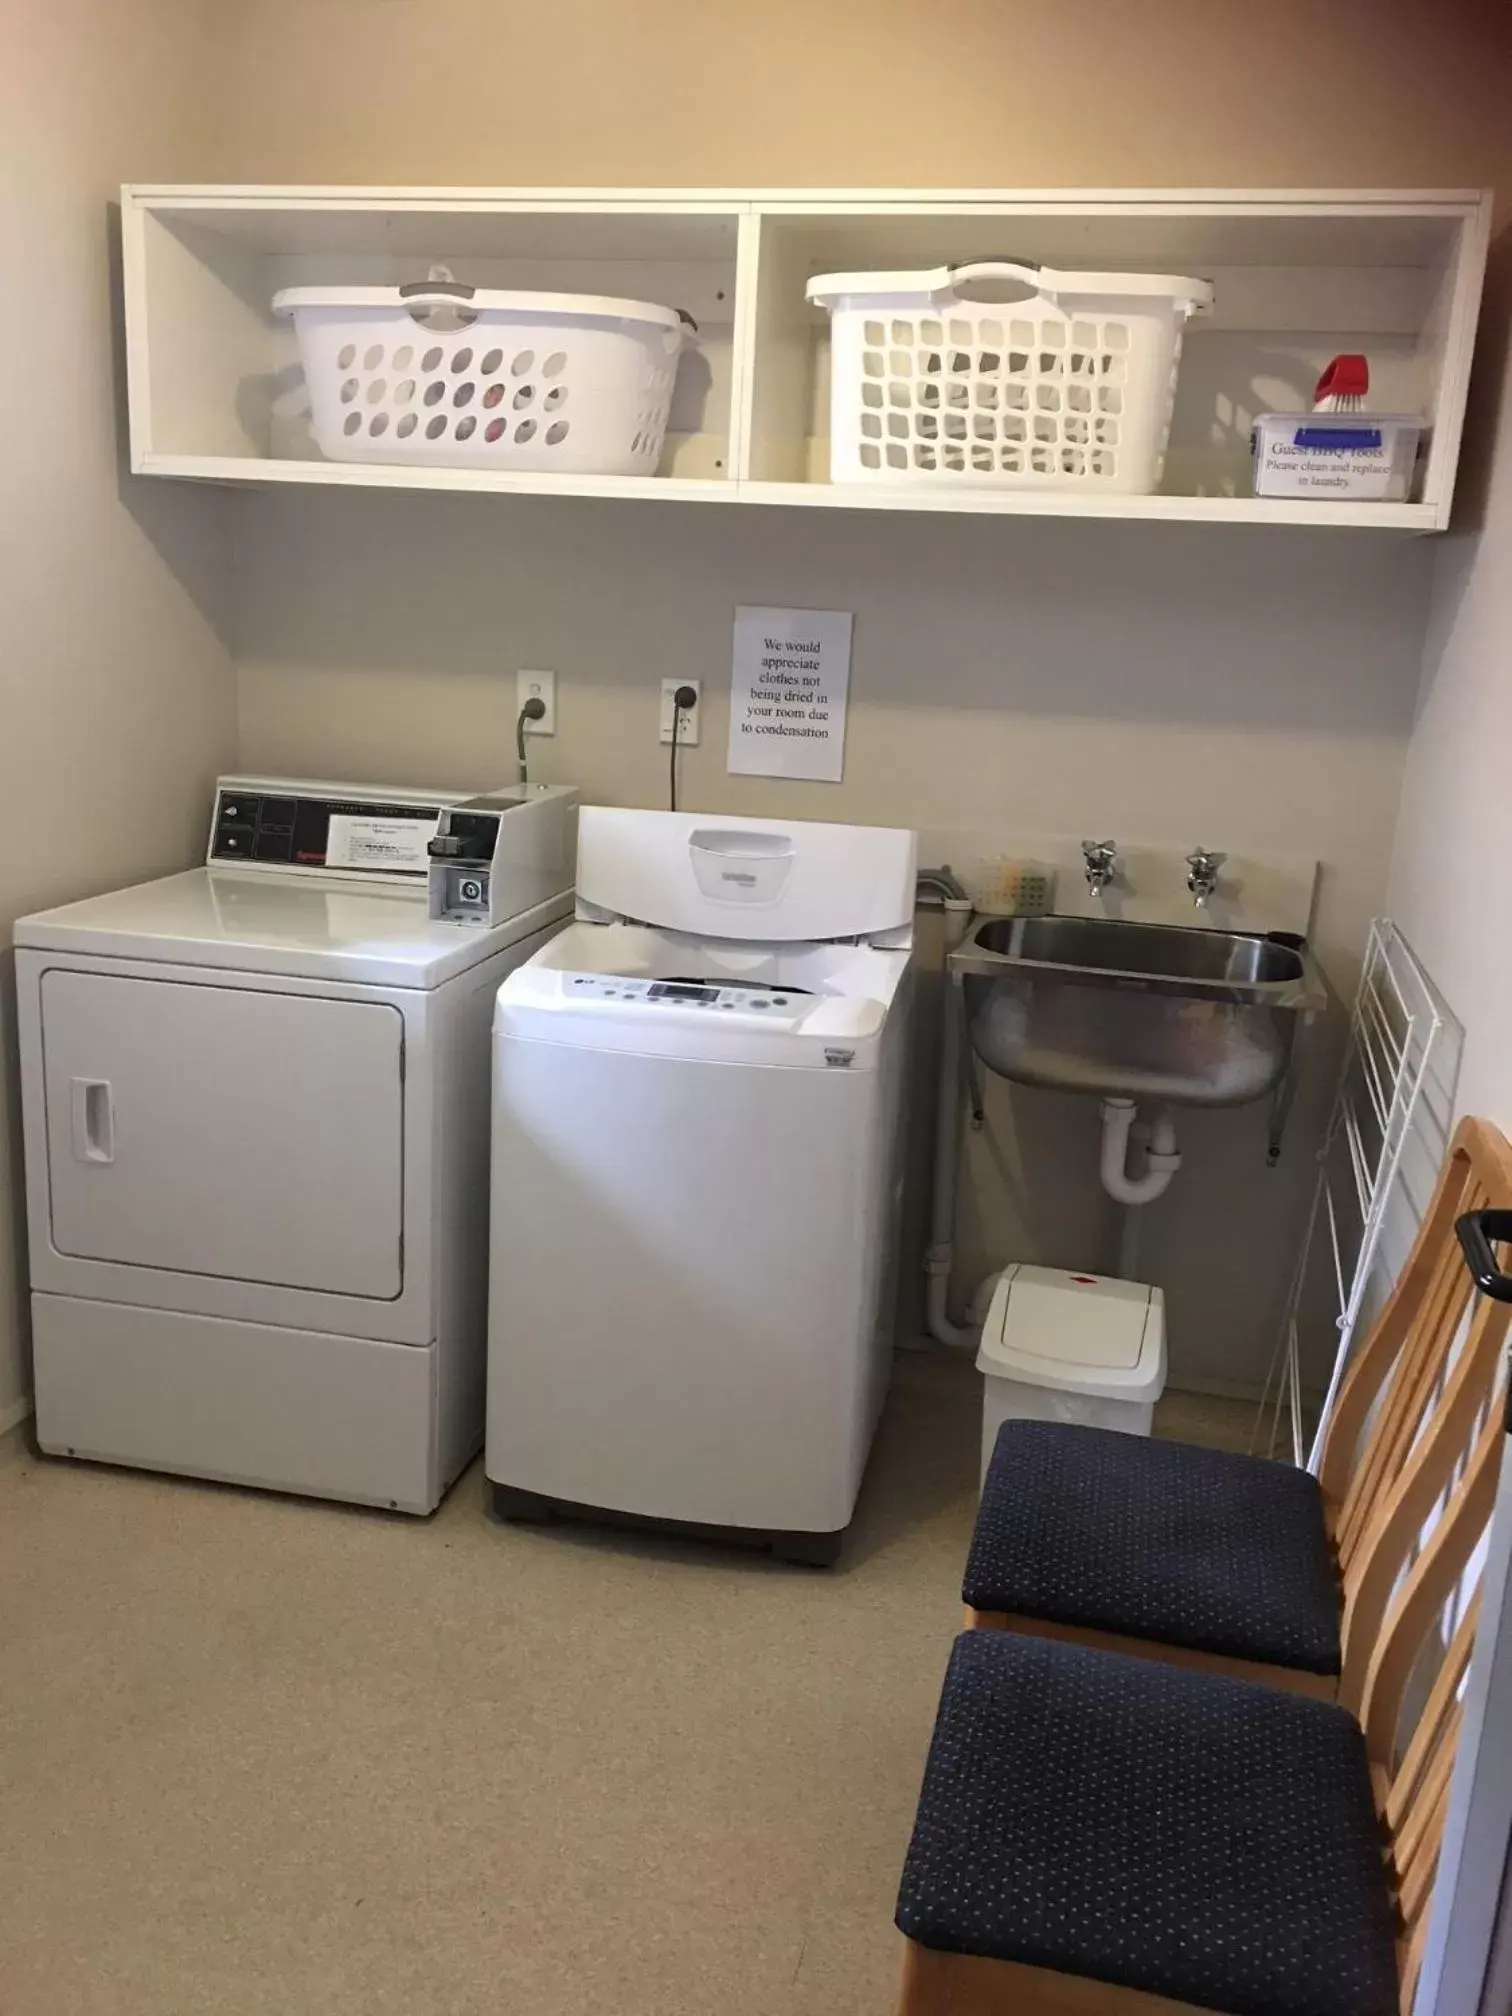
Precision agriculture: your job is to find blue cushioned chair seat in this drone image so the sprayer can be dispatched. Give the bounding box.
[897,1631,1398,2016]
[964,1420,1341,1674]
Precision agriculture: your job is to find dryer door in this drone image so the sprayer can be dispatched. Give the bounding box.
[40,970,404,1298]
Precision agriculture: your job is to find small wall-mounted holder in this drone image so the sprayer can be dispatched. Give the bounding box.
[975,856,1057,917]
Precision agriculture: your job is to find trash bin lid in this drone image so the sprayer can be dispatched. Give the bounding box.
[976,1265,1166,1403]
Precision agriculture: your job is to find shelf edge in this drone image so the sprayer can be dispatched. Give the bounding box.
[135,455,1442,529]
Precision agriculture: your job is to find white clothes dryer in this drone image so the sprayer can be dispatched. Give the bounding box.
[16,774,576,1513]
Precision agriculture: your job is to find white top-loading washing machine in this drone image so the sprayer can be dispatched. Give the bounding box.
[15,774,577,1513]
[485,807,917,1563]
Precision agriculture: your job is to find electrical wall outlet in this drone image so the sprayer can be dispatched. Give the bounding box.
[659,678,702,745]
[517,668,556,735]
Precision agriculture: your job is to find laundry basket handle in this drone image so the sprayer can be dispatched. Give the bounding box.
[937,260,1050,305]
[949,259,1044,288]
[935,260,1212,317]
[396,281,478,311]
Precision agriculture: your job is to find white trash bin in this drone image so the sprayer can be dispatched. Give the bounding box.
[977,1265,1166,1484]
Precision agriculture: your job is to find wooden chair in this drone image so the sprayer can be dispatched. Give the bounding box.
[894,1138,1512,2016]
[961,1115,1512,1705]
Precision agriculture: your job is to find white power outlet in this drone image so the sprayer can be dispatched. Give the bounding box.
[660,678,702,745]
[517,668,556,735]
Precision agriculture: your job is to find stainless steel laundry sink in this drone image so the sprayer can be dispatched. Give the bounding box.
[950,914,1327,1108]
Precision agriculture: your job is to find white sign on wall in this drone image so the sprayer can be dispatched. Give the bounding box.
[727,605,852,783]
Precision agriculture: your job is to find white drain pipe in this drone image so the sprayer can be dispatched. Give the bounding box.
[1100,1097,1181,1204]
[1101,1098,1180,1281]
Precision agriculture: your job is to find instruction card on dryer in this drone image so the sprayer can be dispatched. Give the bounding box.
[325,812,438,873]
[728,606,852,783]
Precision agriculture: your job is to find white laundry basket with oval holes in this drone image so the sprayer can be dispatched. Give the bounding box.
[806,261,1212,492]
[273,275,693,477]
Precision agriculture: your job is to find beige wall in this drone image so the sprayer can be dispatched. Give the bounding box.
[11,0,1508,1415]
[214,0,1512,1397]
[1389,238,1512,1136]
[0,0,237,1426]
[216,0,1512,194]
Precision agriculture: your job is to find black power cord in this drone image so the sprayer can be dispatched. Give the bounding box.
[516,696,546,784]
[669,685,698,811]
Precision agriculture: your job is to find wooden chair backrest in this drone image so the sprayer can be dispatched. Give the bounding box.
[1319,1114,1512,1585]
[1319,1115,1512,2008]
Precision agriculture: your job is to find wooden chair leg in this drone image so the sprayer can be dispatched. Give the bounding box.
[898,1938,1218,2015]
[963,1607,1338,1701]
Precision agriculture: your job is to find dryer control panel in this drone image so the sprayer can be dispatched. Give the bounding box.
[209,779,447,878]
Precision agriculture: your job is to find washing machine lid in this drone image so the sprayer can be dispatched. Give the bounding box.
[14,868,568,988]
[575,808,917,945]
[976,1265,1166,1403]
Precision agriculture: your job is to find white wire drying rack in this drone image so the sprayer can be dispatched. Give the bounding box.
[1260,918,1446,1470]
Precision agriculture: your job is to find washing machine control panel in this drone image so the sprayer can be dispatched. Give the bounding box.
[564,976,807,1015]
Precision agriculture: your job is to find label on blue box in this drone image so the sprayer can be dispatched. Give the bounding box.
[1252,417,1417,501]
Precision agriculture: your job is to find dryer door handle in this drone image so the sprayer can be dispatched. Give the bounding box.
[70,1078,115,1164]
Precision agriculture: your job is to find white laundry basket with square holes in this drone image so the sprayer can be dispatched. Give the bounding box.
[806,261,1212,492]
[273,273,694,476]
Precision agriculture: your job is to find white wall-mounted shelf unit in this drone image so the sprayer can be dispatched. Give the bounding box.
[122,186,1490,532]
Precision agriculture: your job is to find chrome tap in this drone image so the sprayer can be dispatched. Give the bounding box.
[1081,839,1119,899]
[1186,848,1227,908]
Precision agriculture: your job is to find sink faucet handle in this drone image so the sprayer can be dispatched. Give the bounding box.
[1081,838,1119,896]
[1186,848,1227,905]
